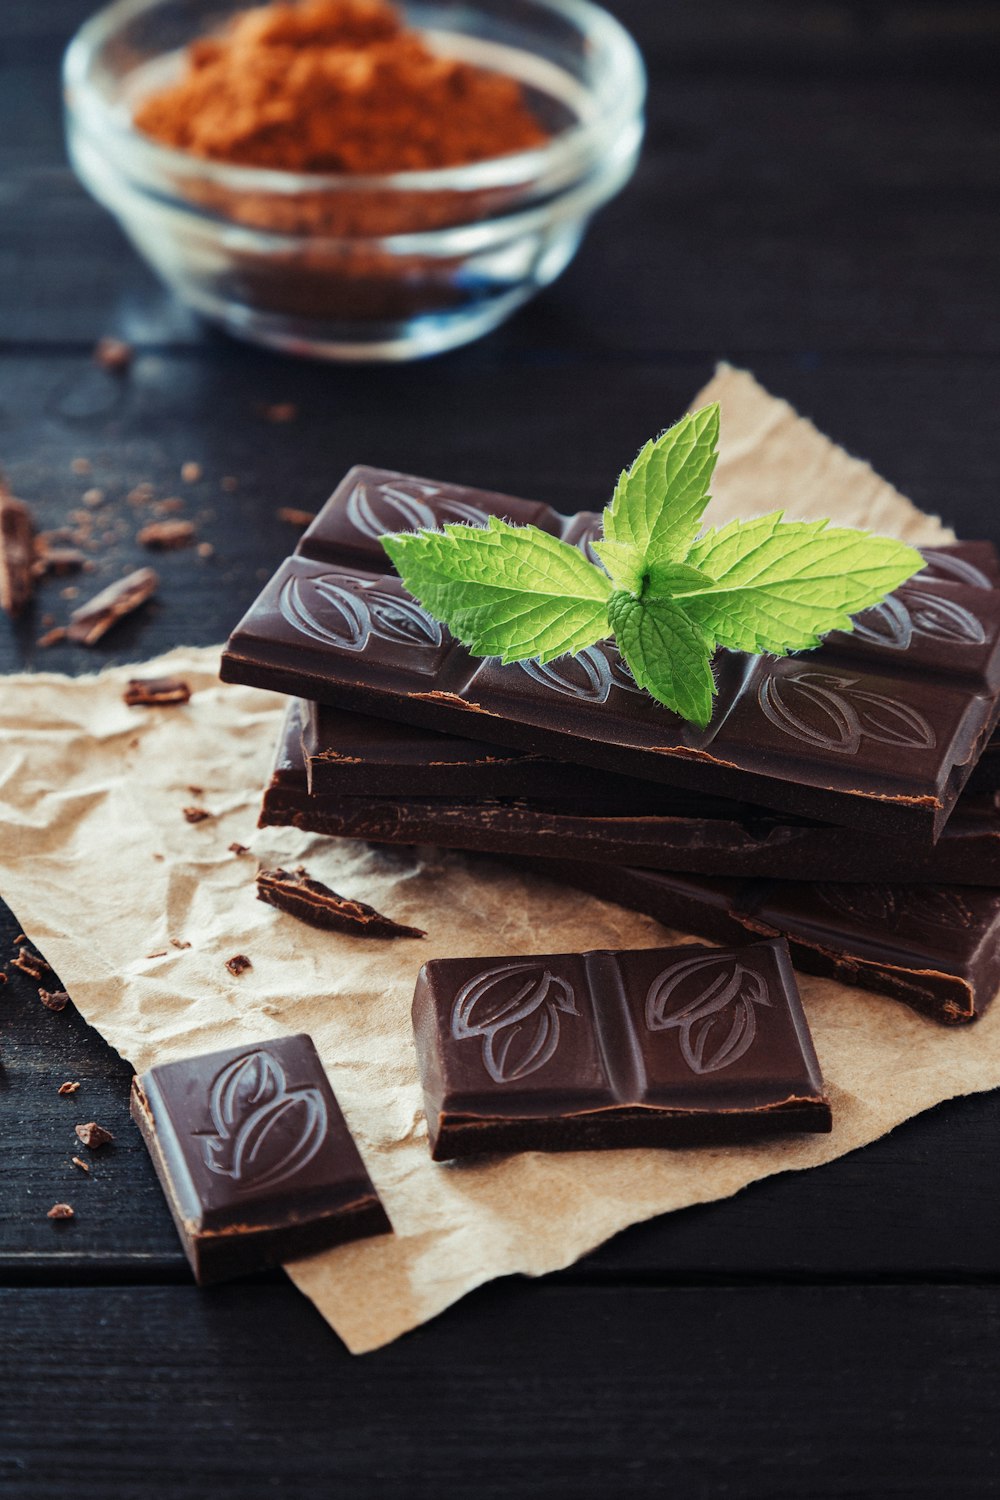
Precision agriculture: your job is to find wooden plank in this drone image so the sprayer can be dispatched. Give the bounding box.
[2,1283,999,1498]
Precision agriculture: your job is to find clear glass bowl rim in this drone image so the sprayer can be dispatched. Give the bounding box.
[64,0,647,197]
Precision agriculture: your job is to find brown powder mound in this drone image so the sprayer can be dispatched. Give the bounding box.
[134,0,549,174]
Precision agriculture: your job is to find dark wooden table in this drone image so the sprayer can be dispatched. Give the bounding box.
[3,4,1000,1495]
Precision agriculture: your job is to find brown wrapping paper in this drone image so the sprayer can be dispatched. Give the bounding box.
[1,366,986,1356]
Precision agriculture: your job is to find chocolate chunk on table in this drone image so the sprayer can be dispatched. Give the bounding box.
[130,1033,392,1285]
[256,865,426,938]
[263,700,1000,884]
[537,861,1000,1026]
[221,471,1000,840]
[412,937,831,1161]
[67,567,158,645]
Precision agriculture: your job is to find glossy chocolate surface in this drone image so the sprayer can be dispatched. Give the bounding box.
[539,862,1000,1025]
[412,937,831,1160]
[221,468,1000,840]
[130,1033,391,1284]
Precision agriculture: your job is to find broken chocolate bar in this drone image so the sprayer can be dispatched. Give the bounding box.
[130,1033,392,1285]
[221,469,1000,841]
[412,937,831,1161]
[256,865,426,938]
[536,861,1000,1026]
[261,701,1000,885]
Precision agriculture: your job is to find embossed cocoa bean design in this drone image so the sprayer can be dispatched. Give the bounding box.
[849,594,913,650]
[451,964,578,1084]
[919,549,993,590]
[815,884,977,930]
[279,572,442,653]
[199,1049,328,1191]
[519,647,614,703]
[897,587,986,645]
[346,479,489,539]
[645,953,771,1075]
[758,670,936,754]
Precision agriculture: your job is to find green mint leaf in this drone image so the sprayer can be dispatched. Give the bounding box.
[382,516,611,665]
[590,537,645,593]
[607,589,716,727]
[644,560,716,597]
[602,403,719,566]
[679,512,924,653]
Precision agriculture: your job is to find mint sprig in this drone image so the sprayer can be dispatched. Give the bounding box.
[382,404,924,726]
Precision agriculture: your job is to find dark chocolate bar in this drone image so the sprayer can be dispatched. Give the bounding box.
[264,701,1000,884]
[412,937,831,1160]
[534,861,1000,1026]
[221,468,1000,840]
[130,1033,391,1284]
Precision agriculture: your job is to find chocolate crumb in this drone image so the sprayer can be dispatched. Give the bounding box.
[137,518,195,550]
[71,1156,90,1174]
[152,496,185,517]
[37,626,67,648]
[70,457,92,476]
[39,989,69,1012]
[60,586,80,600]
[196,542,215,559]
[181,462,203,483]
[256,866,427,939]
[124,677,191,707]
[188,785,204,797]
[170,937,191,950]
[261,402,298,424]
[75,1121,114,1149]
[221,476,239,493]
[0,971,7,985]
[33,544,88,578]
[93,336,133,372]
[278,507,316,528]
[82,487,106,508]
[13,946,51,980]
[228,842,250,856]
[13,934,25,945]
[58,1081,81,1095]
[146,950,168,960]
[183,806,211,824]
[47,1202,75,1220]
[226,954,252,976]
[127,483,155,507]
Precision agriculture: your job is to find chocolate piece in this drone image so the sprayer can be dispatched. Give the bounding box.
[137,519,195,550]
[412,937,831,1160]
[39,989,69,1012]
[257,865,426,938]
[47,1203,74,1220]
[225,954,252,976]
[33,545,87,578]
[66,567,158,645]
[57,1081,80,1095]
[539,861,1000,1026]
[93,335,133,372]
[263,702,1000,884]
[221,471,1000,840]
[13,946,51,980]
[0,486,35,617]
[75,1121,113,1149]
[183,805,211,823]
[130,1033,392,1284]
[71,1156,90,1173]
[124,677,192,707]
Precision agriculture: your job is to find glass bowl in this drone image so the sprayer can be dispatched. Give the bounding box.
[64,0,646,362]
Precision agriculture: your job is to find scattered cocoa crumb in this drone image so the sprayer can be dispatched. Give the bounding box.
[137,518,195,550]
[182,805,211,823]
[13,946,51,980]
[13,934,25,945]
[124,677,191,707]
[196,542,215,559]
[226,954,252,976]
[278,507,316,528]
[58,1081,81,1095]
[68,509,92,528]
[37,626,67,648]
[261,402,297,423]
[146,950,168,960]
[71,457,92,476]
[221,476,239,493]
[170,937,191,950]
[60,587,79,601]
[152,852,165,862]
[188,785,204,797]
[66,567,158,645]
[152,497,186,518]
[128,483,155,507]
[47,1203,74,1220]
[71,1156,90,1174]
[75,1121,114,1149]
[93,335,133,372]
[0,971,7,985]
[228,842,250,856]
[33,543,88,578]
[181,462,202,483]
[0,484,36,617]
[41,612,55,627]
[260,1004,281,1018]
[39,989,69,1012]
[82,487,106,508]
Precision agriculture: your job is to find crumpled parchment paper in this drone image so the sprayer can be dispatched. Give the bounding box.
[5,366,990,1356]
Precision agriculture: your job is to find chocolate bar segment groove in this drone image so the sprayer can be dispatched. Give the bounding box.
[413,938,831,1160]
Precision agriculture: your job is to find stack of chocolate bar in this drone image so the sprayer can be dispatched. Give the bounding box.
[222,467,1000,1029]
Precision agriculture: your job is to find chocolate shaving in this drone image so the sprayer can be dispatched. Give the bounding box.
[37,626,67,648]
[137,519,195,550]
[58,1081,81,1095]
[47,1203,74,1220]
[66,567,158,645]
[0,485,36,617]
[75,1121,114,1149]
[256,866,426,939]
[93,336,133,372]
[182,805,211,824]
[12,946,51,980]
[278,507,316,528]
[71,1156,90,1174]
[228,842,250,856]
[170,937,191,950]
[226,954,252,976]
[124,677,191,707]
[39,989,69,1013]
